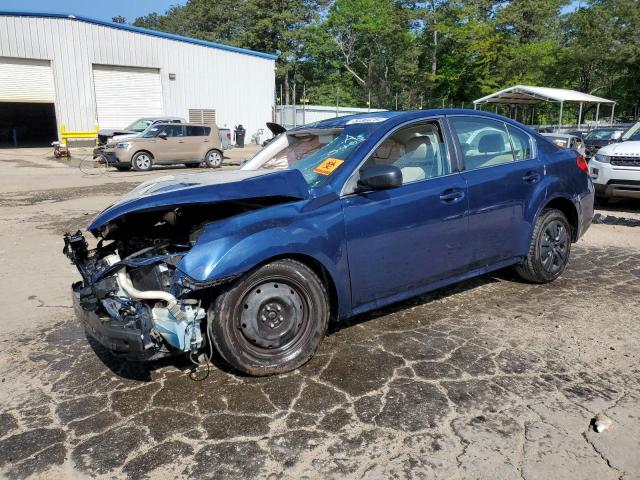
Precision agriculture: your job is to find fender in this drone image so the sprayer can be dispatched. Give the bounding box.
[177,194,352,319]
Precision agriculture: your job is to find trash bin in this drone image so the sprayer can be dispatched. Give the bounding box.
[234,124,246,148]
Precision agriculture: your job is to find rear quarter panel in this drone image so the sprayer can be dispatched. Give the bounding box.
[531,137,594,241]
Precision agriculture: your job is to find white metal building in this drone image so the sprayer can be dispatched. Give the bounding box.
[0,11,276,146]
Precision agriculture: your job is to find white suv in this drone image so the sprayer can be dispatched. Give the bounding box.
[589,121,640,202]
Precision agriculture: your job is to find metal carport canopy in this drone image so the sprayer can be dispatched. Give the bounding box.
[473,85,616,128]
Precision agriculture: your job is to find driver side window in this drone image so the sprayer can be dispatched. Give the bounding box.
[363,121,450,184]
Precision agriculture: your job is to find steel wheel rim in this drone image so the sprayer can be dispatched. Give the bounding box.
[237,279,309,356]
[540,220,568,274]
[208,151,222,166]
[135,154,151,169]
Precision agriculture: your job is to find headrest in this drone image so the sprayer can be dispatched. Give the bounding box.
[405,136,431,159]
[478,133,505,153]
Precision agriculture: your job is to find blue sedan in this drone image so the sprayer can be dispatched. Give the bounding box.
[64,110,594,375]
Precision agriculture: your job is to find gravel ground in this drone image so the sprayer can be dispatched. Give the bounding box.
[0,148,638,479]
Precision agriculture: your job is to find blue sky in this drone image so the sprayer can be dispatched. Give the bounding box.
[0,0,187,22]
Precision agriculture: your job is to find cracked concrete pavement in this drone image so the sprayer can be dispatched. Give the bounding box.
[0,148,639,479]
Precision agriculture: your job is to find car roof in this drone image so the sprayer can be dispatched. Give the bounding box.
[287,109,540,135]
[152,122,212,127]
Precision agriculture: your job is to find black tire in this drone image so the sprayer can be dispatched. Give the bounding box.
[210,259,329,376]
[204,149,223,168]
[115,165,131,171]
[185,162,201,168]
[595,195,610,206]
[131,152,153,172]
[516,209,572,283]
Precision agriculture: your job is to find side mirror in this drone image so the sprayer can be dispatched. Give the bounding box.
[357,164,402,192]
[158,131,168,139]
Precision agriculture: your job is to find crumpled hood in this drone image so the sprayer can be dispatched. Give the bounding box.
[88,169,310,235]
[98,128,137,138]
[598,140,640,157]
[107,132,140,145]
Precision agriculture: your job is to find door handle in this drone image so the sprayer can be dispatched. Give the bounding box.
[523,171,540,183]
[439,188,464,203]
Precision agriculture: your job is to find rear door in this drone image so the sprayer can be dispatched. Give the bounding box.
[185,126,210,160]
[448,115,542,267]
[341,119,470,309]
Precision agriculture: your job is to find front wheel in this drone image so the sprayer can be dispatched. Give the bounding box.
[210,259,329,376]
[204,149,223,168]
[131,152,153,172]
[516,209,572,283]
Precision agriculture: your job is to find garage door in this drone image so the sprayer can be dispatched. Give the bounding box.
[93,65,163,130]
[0,57,55,102]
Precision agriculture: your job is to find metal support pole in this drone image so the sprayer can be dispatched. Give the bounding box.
[292,83,297,128]
[558,102,564,130]
[336,86,339,117]
[474,102,477,110]
[420,95,423,109]
[531,106,535,125]
[578,102,583,129]
[302,84,306,126]
[610,103,616,126]
[595,103,600,126]
[395,93,398,110]
[368,91,371,112]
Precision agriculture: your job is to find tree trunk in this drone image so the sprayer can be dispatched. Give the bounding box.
[284,70,290,105]
[431,1,438,77]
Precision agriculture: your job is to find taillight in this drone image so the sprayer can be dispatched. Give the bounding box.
[226,132,231,140]
[576,154,588,173]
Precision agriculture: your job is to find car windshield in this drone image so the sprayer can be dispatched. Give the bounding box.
[141,125,162,138]
[585,129,620,140]
[622,121,640,141]
[125,118,153,132]
[258,123,380,188]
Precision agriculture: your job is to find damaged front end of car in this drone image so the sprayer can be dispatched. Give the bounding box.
[63,170,310,361]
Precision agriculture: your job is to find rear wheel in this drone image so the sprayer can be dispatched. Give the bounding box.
[204,149,223,168]
[516,209,572,283]
[210,259,329,376]
[131,152,153,172]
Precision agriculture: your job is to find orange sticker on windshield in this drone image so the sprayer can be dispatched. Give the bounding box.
[314,158,344,176]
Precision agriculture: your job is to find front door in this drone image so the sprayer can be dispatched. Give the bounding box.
[341,120,470,310]
[156,124,189,163]
[448,115,543,267]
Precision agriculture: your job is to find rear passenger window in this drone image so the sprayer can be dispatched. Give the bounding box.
[203,127,211,136]
[186,126,205,136]
[450,117,514,170]
[507,125,533,160]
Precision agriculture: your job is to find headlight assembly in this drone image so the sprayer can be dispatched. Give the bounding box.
[594,153,610,163]
[116,142,131,149]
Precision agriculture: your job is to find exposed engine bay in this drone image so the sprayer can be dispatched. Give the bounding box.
[63,201,277,361]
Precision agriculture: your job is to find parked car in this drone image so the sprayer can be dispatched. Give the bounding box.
[64,110,593,375]
[583,127,626,159]
[542,133,586,156]
[96,117,183,146]
[112,123,223,171]
[219,128,234,150]
[589,120,640,203]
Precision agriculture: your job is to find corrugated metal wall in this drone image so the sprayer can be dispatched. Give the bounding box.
[0,15,275,139]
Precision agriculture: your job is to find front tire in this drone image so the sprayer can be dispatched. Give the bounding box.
[204,149,223,168]
[131,152,153,172]
[516,209,572,283]
[210,259,329,376]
